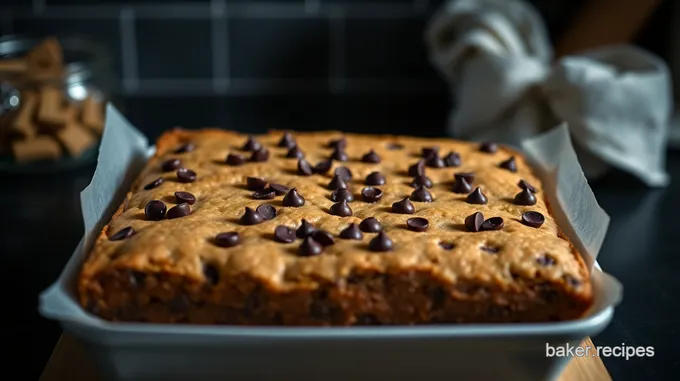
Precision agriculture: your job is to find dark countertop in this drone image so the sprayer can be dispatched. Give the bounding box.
[1,101,678,380]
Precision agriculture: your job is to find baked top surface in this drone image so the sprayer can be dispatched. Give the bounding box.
[80,129,590,297]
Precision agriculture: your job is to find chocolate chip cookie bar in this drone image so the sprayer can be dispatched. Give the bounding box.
[78,129,593,325]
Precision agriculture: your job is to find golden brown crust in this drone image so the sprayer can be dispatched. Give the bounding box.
[78,129,593,325]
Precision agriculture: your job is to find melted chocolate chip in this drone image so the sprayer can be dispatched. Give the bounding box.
[452,177,472,194]
[298,236,323,257]
[365,171,386,186]
[425,154,445,168]
[282,188,305,207]
[331,148,349,162]
[278,132,296,148]
[286,145,304,158]
[369,231,393,252]
[242,136,262,151]
[339,224,363,240]
[296,219,316,238]
[359,217,382,233]
[465,212,484,232]
[392,197,415,214]
[361,187,383,203]
[246,177,267,190]
[408,160,426,176]
[564,275,581,287]
[274,225,296,243]
[406,217,429,232]
[481,217,504,231]
[514,188,537,206]
[481,246,499,254]
[161,158,181,172]
[297,159,313,176]
[499,157,517,172]
[422,146,439,158]
[454,172,475,184]
[439,242,455,250]
[144,177,164,190]
[202,263,219,284]
[226,153,246,166]
[110,226,134,241]
[176,168,197,183]
[479,141,498,153]
[250,147,269,162]
[269,183,289,195]
[167,203,191,219]
[409,175,431,189]
[522,211,544,228]
[331,188,354,202]
[361,149,381,163]
[328,175,348,190]
[313,160,333,174]
[536,254,556,266]
[174,143,195,154]
[252,189,276,200]
[256,204,277,220]
[410,186,433,202]
[174,191,196,205]
[466,187,488,204]
[387,142,403,150]
[334,166,353,182]
[443,151,461,167]
[240,207,264,225]
[518,179,538,193]
[327,137,347,150]
[311,230,335,246]
[329,200,353,216]
[144,200,167,221]
[215,232,241,247]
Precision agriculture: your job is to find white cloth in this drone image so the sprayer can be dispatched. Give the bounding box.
[425,0,672,187]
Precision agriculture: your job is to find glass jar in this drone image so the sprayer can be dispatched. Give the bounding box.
[0,34,119,172]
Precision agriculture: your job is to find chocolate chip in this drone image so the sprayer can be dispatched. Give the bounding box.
[176,168,197,183]
[296,219,316,238]
[252,189,276,200]
[439,242,455,250]
[406,217,429,232]
[454,172,475,184]
[481,217,504,231]
[298,236,323,257]
[518,179,538,193]
[387,142,403,150]
[536,254,556,266]
[311,230,335,246]
[250,147,269,162]
[328,175,348,190]
[240,207,264,225]
[339,224,363,240]
[174,191,196,205]
[282,188,305,207]
[452,177,472,194]
[161,158,181,172]
[361,187,383,203]
[514,188,537,206]
[334,166,353,182]
[110,226,134,241]
[202,263,219,284]
[499,157,517,172]
[331,188,354,202]
[274,225,296,243]
[174,143,195,154]
[392,197,415,214]
[411,175,432,188]
[465,212,484,232]
[410,186,433,202]
[425,154,445,168]
[313,159,333,174]
[167,203,191,219]
[466,187,488,204]
[226,153,246,166]
[422,146,439,158]
[369,231,393,252]
[169,295,191,313]
[327,137,347,150]
[564,275,581,287]
[144,177,164,190]
[286,145,304,158]
[245,177,266,191]
[331,148,349,162]
[365,171,386,185]
[297,159,313,176]
[256,204,277,220]
[408,160,425,176]
[269,183,289,195]
[329,200,353,217]
[361,149,381,163]
[278,132,296,148]
[481,246,499,254]
[359,217,382,233]
[443,151,461,167]
[522,211,544,228]
[242,136,262,151]
[215,232,241,247]
[144,200,167,221]
[479,141,498,153]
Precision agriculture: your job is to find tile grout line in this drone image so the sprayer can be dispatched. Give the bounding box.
[211,0,229,94]
[120,8,139,94]
[32,0,45,15]
[329,7,346,95]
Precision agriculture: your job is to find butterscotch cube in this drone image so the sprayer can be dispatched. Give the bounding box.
[12,136,61,162]
[56,123,96,157]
